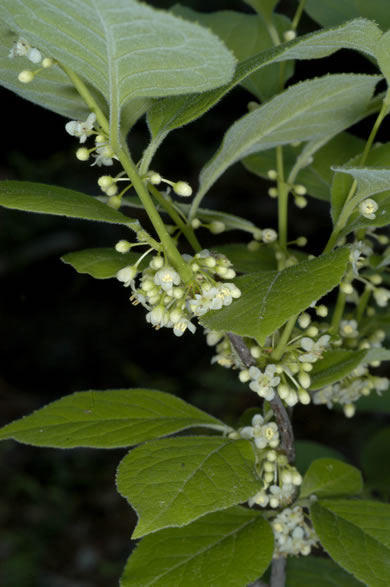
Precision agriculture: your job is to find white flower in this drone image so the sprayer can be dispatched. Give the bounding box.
[373,287,390,307]
[173,319,196,337]
[146,305,170,328]
[154,267,181,294]
[116,265,137,287]
[340,320,359,338]
[262,228,278,243]
[359,198,378,220]
[248,364,280,400]
[299,334,330,363]
[65,113,96,143]
[9,38,42,63]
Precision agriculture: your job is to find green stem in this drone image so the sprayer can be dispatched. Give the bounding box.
[276,147,289,256]
[324,89,390,253]
[330,289,346,331]
[356,285,372,322]
[62,65,192,282]
[148,185,202,253]
[61,65,110,135]
[272,315,297,361]
[114,146,193,281]
[291,0,307,30]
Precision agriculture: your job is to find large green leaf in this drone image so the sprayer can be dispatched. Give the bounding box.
[242,0,280,21]
[0,389,224,448]
[300,458,363,499]
[147,19,381,147]
[121,507,273,587]
[376,30,390,86]
[195,74,380,207]
[116,436,259,538]
[356,389,390,414]
[311,499,390,587]
[61,248,141,279]
[1,0,236,103]
[304,0,390,32]
[0,180,134,225]
[286,556,363,587]
[213,244,277,273]
[295,441,344,475]
[243,132,366,202]
[172,6,293,101]
[200,248,349,345]
[361,428,390,493]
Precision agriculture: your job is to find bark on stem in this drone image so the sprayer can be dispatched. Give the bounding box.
[270,557,286,587]
[227,333,295,463]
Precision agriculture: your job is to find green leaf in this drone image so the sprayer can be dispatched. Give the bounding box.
[286,556,363,587]
[116,436,259,538]
[310,350,367,390]
[376,30,390,86]
[121,507,273,587]
[304,0,390,32]
[61,248,141,280]
[200,248,350,345]
[356,389,390,414]
[213,244,277,273]
[0,180,134,225]
[361,428,390,493]
[242,0,280,21]
[172,6,293,101]
[243,133,365,202]
[311,499,390,587]
[1,0,236,105]
[295,441,344,475]
[300,458,363,499]
[147,19,381,143]
[196,74,380,203]
[0,389,224,448]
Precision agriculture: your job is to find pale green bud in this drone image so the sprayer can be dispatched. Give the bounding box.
[18,70,34,83]
[76,147,90,161]
[173,181,192,197]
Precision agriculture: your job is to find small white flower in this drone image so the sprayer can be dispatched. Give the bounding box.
[359,198,378,220]
[248,364,280,400]
[299,334,330,363]
[9,37,42,63]
[116,265,137,287]
[373,287,390,307]
[65,113,96,143]
[146,305,169,328]
[340,320,358,338]
[173,319,196,337]
[154,267,181,294]
[262,228,278,243]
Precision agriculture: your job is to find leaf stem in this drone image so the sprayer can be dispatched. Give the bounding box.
[330,289,346,331]
[356,285,372,322]
[271,315,297,361]
[276,147,289,256]
[291,0,307,31]
[148,185,202,253]
[61,65,110,136]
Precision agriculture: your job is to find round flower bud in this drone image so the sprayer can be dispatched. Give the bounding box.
[191,218,201,229]
[264,473,275,484]
[76,147,90,161]
[281,470,292,484]
[209,221,225,234]
[98,175,114,188]
[369,274,382,285]
[116,265,137,285]
[115,240,131,253]
[316,305,328,317]
[18,70,34,83]
[344,404,355,418]
[95,134,106,144]
[266,450,277,462]
[284,29,297,41]
[149,256,164,270]
[377,234,389,245]
[298,312,311,329]
[306,326,318,338]
[301,362,313,372]
[277,384,290,400]
[268,187,278,198]
[292,471,303,485]
[42,57,54,68]
[267,169,278,180]
[250,346,261,359]
[106,185,118,196]
[264,462,275,473]
[27,48,42,63]
[173,181,192,197]
[239,369,250,383]
[248,240,260,252]
[269,497,280,509]
[340,282,353,294]
[298,388,311,404]
[296,236,307,247]
[107,195,121,209]
[294,184,307,196]
[149,172,161,185]
[295,196,307,208]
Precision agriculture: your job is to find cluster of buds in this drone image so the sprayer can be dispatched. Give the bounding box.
[267,169,308,208]
[232,414,302,509]
[313,364,389,417]
[65,113,118,168]
[272,505,319,557]
[9,36,55,83]
[116,248,241,337]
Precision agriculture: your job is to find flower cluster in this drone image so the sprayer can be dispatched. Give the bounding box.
[65,113,118,167]
[233,414,302,509]
[116,249,241,337]
[272,506,319,557]
[313,365,389,417]
[9,36,55,83]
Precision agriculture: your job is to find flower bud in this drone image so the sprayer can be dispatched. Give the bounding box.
[191,218,201,229]
[76,147,90,161]
[18,70,34,83]
[267,169,278,180]
[42,57,54,68]
[284,29,297,41]
[209,221,225,234]
[115,240,131,253]
[173,181,192,197]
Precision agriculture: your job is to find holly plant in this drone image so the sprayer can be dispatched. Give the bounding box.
[1,0,390,586]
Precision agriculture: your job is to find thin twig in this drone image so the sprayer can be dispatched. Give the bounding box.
[227,333,295,463]
[270,557,286,587]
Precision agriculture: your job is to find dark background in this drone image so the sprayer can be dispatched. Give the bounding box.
[0,1,389,586]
